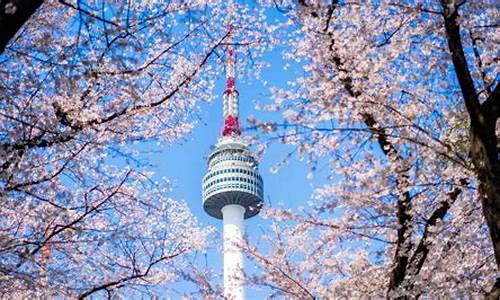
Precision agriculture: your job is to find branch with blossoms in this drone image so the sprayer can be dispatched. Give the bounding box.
[0,1,225,296]
[0,30,229,197]
[77,249,186,299]
[248,1,493,297]
[243,240,316,299]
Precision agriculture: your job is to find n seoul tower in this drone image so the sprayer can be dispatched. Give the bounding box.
[201,16,264,300]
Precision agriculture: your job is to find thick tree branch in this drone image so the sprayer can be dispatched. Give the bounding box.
[323,27,414,293]
[440,1,481,126]
[408,179,467,277]
[364,114,413,295]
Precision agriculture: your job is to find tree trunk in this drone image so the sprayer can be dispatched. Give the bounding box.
[473,128,500,268]
[440,1,500,296]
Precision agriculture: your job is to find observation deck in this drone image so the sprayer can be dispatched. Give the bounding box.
[202,136,263,219]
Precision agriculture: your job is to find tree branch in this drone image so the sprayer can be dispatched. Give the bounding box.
[77,250,185,299]
[408,179,467,277]
[440,0,481,126]
[58,0,121,28]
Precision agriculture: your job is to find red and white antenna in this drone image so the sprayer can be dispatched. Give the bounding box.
[222,5,241,137]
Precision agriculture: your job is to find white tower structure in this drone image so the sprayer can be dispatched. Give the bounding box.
[202,21,263,300]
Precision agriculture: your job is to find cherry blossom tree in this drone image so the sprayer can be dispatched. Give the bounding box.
[248,0,498,298]
[2,0,497,298]
[0,0,239,297]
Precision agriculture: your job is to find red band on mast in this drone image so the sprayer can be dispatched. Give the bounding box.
[223,115,241,136]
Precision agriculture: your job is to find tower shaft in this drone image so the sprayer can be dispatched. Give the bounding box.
[222,204,245,299]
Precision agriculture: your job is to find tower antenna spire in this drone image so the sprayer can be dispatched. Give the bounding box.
[222,3,241,137]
